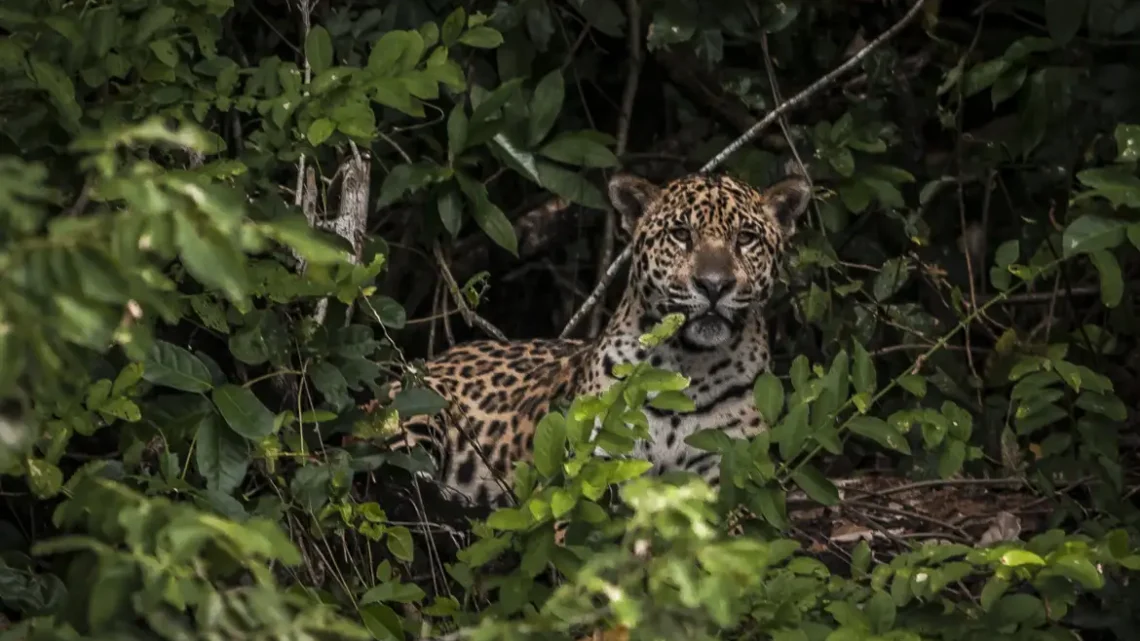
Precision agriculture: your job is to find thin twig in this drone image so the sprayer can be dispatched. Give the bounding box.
[559,0,930,338]
[587,0,643,337]
[432,242,508,342]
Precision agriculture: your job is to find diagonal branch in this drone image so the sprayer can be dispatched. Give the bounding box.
[559,0,931,339]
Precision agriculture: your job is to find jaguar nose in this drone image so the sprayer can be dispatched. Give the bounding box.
[694,272,736,301]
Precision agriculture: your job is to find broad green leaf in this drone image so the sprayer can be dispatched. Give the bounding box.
[262,216,350,265]
[848,416,910,454]
[305,25,334,75]
[535,161,608,210]
[527,69,564,146]
[938,440,967,478]
[898,374,926,398]
[1075,168,1140,209]
[447,103,468,160]
[458,26,504,49]
[436,188,464,237]
[360,603,403,641]
[1089,250,1123,307]
[749,485,788,529]
[212,384,276,440]
[852,340,876,396]
[456,172,518,255]
[386,526,414,562]
[532,413,567,477]
[26,459,63,499]
[175,214,249,303]
[391,387,448,416]
[134,5,176,43]
[648,390,695,412]
[873,257,911,302]
[486,507,533,531]
[1115,123,1140,162]
[441,7,466,45]
[753,372,784,425]
[1000,550,1045,567]
[195,413,249,495]
[866,590,896,634]
[307,118,335,145]
[143,341,214,392]
[539,131,620,168]
[361,581,425,605]
[791,465,839,506]
[369,30,421,75]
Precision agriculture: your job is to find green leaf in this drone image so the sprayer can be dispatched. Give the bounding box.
[447,103,468,160]
[1115,123,1140,162]
[873,257,911,301]
[1089,250,1123,307]
[365,295,407,329]
[437,189,464,237]
[307,118,335,145]
[533,413,567,477]
[458,26,504,49]
[848,416,911,454]
[310,361,352,412]
[648,390,695,412]
[456,172,518,256]
[752,373,784,425]
[391,387,448,416]
[938,440,967,478]
[551,489,577,517]
[361,580,425,605]
[29,57,80,124]
[1046,0,1088,45]
[527,69,564,146]
[980,577,1010,611]
[852,340,876,396]
[212,384,276,440]
[1000,550,1045,567]
[386,526,414,562]
[1075,167,1140,208]
[439,8,465,46]
[1062,213,1126,255]
[369,30,422,75]
[791,465,839,506]
[305,25,334,75]
[143,341,214,393]
[134,5,176,43]
[898,374,926,398]
[195,413,249,495]
[536,161,608,210]
[149,39,178,66]
[750,485,788,529]
[539,131,619,168]
[360,603,403,641]
[866,590,896,634]
[486,507,533,531]
[1049,554,1104,589]
[262,217,350,265]
[175,214,249,303]
[26,459,63,499]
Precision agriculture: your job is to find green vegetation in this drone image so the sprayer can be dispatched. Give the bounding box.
[2,0,1140,639]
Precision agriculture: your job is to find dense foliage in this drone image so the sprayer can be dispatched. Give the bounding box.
[2,0,1140,639]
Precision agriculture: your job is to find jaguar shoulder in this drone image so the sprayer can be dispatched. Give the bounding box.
[375,171,812,505]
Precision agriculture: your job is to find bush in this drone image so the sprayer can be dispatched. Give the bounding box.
[2,0,1140,639]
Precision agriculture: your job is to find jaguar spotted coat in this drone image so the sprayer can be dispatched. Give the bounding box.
[379,171,812,505]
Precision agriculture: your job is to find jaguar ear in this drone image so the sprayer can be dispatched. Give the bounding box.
[765,177,813,234]
[608,173,662,235]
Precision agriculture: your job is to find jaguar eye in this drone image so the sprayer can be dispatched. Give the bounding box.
[668,227,689,244]
[737,230,761,246]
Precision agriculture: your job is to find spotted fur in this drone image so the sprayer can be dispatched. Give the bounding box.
[378,172,812,506]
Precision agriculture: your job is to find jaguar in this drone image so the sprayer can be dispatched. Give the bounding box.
[375,170,811,506]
